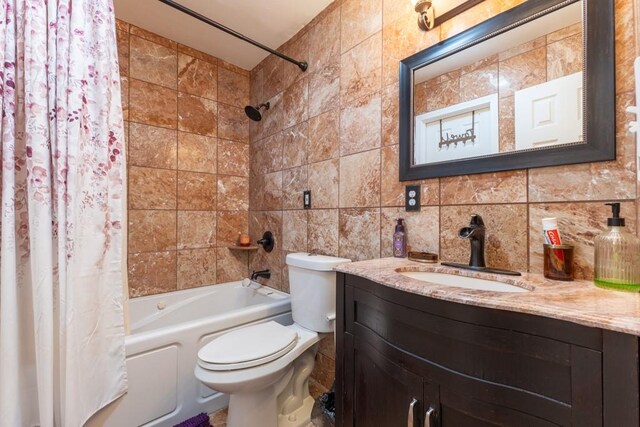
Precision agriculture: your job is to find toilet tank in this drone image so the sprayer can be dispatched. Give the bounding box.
[286,253,351,333]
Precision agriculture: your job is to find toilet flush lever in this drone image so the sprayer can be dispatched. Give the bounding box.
[326,313,336,322]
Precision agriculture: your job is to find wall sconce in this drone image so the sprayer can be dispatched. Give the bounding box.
[411,0,486,31]
[412,0,435,31]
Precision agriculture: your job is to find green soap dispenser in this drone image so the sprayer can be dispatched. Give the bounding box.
[594,203,640,291]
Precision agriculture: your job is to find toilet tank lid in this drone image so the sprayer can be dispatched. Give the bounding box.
[286,253,351,271]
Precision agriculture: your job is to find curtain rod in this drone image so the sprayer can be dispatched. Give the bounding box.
[157,0,308,71]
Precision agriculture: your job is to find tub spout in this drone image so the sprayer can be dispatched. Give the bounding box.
[251,269,271,281]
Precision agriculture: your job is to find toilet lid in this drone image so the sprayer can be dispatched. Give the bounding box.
[198,321,298,371]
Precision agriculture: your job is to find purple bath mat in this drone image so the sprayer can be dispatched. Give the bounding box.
[173,412,211,427]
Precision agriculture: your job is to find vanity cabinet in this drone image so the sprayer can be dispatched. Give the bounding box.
[336,274,640,427]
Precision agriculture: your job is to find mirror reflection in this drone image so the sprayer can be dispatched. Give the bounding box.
[412,1,583,166]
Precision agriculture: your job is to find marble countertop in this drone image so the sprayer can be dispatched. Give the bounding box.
[335,258,640,336]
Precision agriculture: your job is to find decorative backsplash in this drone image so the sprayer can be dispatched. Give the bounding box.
[118,20,251,298]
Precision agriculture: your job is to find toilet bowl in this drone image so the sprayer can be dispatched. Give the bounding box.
[194,253,350,427]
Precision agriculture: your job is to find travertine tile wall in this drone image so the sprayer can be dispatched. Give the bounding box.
[117,20,251,298]
[247,0,637,390]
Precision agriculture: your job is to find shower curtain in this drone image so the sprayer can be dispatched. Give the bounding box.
[0,0,128,426]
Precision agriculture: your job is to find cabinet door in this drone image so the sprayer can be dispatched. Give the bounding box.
[437,389,560,427]
[351,336,425,427]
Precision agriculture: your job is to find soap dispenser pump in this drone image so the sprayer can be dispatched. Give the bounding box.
[594,203,640,291]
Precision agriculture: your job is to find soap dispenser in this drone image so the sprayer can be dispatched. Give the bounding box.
[393,218,407,258]
[594,203,640,290]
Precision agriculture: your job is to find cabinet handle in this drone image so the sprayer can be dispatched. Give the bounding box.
[408,398,418,427]
[423,407,435,427]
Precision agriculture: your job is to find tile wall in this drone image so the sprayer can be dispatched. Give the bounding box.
[117,20,251,297]
[247,0,638,390]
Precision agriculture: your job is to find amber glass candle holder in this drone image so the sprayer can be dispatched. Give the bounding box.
[543,244,574,281]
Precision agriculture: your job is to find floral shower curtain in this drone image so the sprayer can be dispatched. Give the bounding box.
[0,0,128,425]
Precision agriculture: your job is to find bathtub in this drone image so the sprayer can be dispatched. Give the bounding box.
[87,281,292,427]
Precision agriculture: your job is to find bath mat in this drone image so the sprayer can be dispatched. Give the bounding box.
[172,412,211,427]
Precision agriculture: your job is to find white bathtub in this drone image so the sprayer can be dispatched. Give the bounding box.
[87,281,292,427]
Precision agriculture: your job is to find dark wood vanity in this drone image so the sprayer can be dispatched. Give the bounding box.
[335,273,640,426]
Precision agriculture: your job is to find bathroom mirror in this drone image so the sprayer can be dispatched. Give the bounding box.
[399,0,615,180]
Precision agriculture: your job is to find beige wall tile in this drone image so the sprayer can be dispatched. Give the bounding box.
[178,211,217,249]
[283,166,308,210]
[308,109,339,163]
[129,123,177,169]
[440,171,527,205]
[341,0,383,53]
[309,7,341,72]
[178,93,218,137]
[283,77,309,129]
[178,53,218,100]
[217,140,249,177]
[282,31,310,89]
[129,79,177,129]
[340,92,382,156]
[309,159,340,209]
[121,76,129,121]
[216,248,249,283]
[282,122,309,170]
[282,210,309,252]
[251,132,283,175]
[341,33,382,104]
[339,208,381,261]
[177,132,217,174]
[128,251,177,297]
[262,171,284,211]
[117,29,130,77]
[217,176,249,211]
[218,67,249,107]
[129,166,177,210]
[130,25,177,49]
[178,171,217,210]
[177,248,217,289]
[130,36,177,89]
[309,63,340,118]
[128,210,177,253]
[217,211,249,246]
[218,104,249,142]
[339,150,381,208]
[309,209,339,256]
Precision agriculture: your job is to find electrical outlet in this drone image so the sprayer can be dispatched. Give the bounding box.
[405,185,421,211]
[303,190,311,209]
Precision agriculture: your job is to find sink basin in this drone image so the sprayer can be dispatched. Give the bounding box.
[399,271,530,293]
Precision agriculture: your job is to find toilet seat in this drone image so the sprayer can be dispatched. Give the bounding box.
[198,321,299,371]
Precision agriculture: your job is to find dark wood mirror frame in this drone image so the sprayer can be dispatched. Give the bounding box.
[399,0,615,181]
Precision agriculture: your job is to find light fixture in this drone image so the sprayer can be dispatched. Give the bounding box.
[412,0,435,31]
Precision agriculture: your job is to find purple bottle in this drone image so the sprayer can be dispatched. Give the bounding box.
[393,218,406,258]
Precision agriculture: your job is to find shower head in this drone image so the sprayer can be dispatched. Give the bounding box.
[244,102,270,122]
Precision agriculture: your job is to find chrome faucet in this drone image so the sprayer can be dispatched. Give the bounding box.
[459,214,486,268]
[441,214,521,276]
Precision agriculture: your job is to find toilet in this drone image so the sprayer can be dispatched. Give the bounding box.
[195,253,351,427]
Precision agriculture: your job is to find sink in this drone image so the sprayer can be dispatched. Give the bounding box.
[399,271,530,293]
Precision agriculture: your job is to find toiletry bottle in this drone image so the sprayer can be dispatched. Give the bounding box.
[393,218,407,258]
[594,203,640,291]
